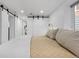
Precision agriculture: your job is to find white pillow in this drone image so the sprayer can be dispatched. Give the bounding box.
[46,29,58,39]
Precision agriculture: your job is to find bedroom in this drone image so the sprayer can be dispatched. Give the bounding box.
[0,0,78,58]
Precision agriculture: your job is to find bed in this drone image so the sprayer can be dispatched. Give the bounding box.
[30,36,76,58]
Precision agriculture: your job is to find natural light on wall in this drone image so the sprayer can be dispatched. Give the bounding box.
[75,5,79,16]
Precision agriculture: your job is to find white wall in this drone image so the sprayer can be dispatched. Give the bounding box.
[15,18,27,38]
[27,18,33,37]
[49,0,77,30]
[32,18,49,36]
[8,13,15,40]
[21,18,49,37]
[0,8,2,44]
[22,20,27,36]
[15,18,22,38]
[1,9,9,44]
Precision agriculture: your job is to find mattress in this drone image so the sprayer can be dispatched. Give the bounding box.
[30,36,76,58]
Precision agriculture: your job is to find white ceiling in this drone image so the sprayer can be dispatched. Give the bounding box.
[0,0,77,16]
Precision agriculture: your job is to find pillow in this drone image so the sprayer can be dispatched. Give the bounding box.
[46,29,59,39]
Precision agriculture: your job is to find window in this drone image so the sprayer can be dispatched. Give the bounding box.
[75,3,79,31]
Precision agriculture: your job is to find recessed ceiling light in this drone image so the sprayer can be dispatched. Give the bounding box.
[21,10,24,13]
[40,10,44,14]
